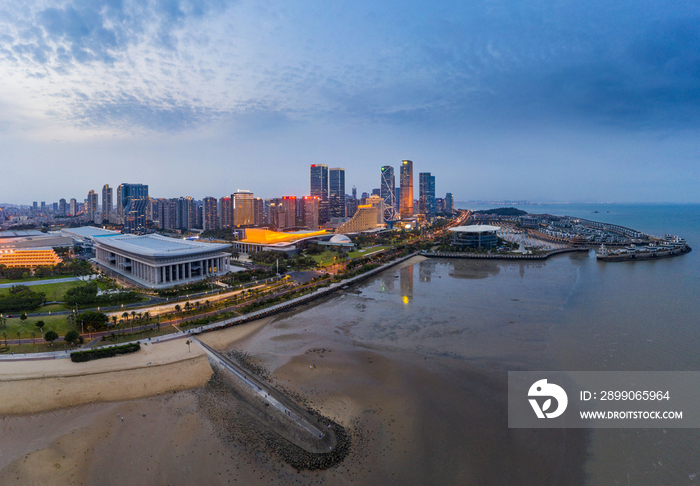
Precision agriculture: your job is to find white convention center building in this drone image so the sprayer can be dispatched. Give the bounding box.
[93,233,232,289]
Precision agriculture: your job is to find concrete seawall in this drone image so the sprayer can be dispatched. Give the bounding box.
[421,248,589,260]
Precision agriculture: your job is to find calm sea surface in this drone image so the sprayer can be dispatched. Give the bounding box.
[259,203,700,484]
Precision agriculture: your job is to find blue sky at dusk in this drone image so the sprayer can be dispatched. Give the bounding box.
[1,0,699,204]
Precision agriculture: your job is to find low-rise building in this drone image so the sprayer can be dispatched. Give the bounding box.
[93,233,232,288]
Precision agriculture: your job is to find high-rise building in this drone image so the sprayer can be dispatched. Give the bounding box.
[219,197,233,229]
[52,202,58,212]
[233,191,255,227]
[400,160,413,219]
[310,164,329,224]
[352,186,357,200]
[329,168,346,219]
[302,196,320,230]
[40,202,46,214]
[380,165,397,220]
[32,202,38,214]
[445,193,454,213]
[266,199,280,228]
[102,184,113,222]
[280,197,297,229]
[124,198,148,233]
[419,172,436,220]
[172,197,195,230]
[59,198,67,216]
[346,198,359,219]
[203,197,218,231]
[253,198,264,226]
[86,190,99,222]
[196,203,203,229]
[69,198,77,217]
[118,183,148,219]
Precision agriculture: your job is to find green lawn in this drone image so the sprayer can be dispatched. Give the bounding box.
[347,245,391,259]
[0,281,85,302]
[310,250,344,267]
[0,341,78,354]
[0,314,77,340]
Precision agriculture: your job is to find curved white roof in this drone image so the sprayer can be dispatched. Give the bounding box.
[449,225,501,233]
[94,233,230,257]
[329,234,352,243]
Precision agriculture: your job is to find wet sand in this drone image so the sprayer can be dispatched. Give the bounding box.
[0,260,589,485]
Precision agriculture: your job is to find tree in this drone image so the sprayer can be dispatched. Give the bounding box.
[0,315,6,328]
[31,331,37,344]
[122,311,129,322]
[16,330,21,345]
[143,311,150,332]
[65,330,80,345]
[20,312,27,323]
[35,320,45,338]
[44,330,58,346]
[111,315,118,327]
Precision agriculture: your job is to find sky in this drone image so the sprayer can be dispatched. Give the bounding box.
[1,0,699,204]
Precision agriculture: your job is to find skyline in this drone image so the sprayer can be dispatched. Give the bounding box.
[1,1,699,204]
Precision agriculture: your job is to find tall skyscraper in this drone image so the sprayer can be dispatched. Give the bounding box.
[233,191,255,227]
[86,190,99,222]
[59,198,67,216]
[40,202,46,214]
[203,197,218,231]
[445,193,454,213]
[102,184,113,222]
[419,172,436,220]
[310,164,329,224]
[329,168,346,219]
[380,165,397,220]
[400,160,413,219]
[32,201,38,214]
[69,198,77,217]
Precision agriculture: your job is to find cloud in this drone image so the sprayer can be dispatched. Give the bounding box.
[70,91,223,132]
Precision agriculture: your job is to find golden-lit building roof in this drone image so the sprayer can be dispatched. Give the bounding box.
[241,229,328,244]
[0,247,63,268]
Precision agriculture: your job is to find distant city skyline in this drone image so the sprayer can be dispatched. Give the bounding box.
[1,1,698,204]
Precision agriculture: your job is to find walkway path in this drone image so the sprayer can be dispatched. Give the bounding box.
[194,338,334,453]
[0,277,80,289]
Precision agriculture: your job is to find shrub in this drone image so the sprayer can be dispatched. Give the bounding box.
[70,342,141,363]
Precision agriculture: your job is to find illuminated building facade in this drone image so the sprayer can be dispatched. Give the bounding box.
[233,191,254,227]
[0,247,62,268]
[400,160,413,219]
